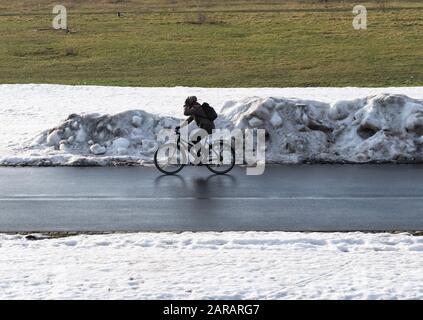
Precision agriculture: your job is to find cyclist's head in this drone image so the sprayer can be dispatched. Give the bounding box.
[185,96,197,106]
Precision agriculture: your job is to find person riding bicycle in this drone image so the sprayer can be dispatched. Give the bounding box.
[154,96,234,174]
[178,96,216,135]
[174,96,218,161]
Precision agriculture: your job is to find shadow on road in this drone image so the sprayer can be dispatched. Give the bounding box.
[154,173,238,199]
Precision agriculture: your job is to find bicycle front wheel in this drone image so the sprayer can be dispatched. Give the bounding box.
[154,143,186,175]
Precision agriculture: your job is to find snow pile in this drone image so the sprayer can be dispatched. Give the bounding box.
[2,84,423,165]
[20,110,180,165]
[1,231,422,299]
[221,93,423,163]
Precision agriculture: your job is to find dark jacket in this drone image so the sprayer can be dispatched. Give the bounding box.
[184,102,215,134]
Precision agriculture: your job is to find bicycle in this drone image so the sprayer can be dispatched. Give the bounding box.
[154,127,235,175]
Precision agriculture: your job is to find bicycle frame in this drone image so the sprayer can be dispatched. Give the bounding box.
[174,132,225,165]
[175,134,195,152]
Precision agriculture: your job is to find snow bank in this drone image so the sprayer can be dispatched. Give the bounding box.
[2,84,423,165]
[221,94,423,163]
[1,231,422,299]
[21,110,180,166]
[5,93,423,165]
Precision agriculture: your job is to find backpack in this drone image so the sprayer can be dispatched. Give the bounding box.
[202,102,218,121]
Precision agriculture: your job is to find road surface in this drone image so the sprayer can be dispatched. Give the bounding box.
[0,165,422,232]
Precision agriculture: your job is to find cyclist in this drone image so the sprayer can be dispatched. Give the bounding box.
[174,96,218,162]
[177,96,216,135]
[154,96,234,174]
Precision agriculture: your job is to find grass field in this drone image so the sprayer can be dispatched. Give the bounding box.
[0,0,422,87]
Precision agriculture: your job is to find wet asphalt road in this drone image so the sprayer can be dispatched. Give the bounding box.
[0,165,422,232]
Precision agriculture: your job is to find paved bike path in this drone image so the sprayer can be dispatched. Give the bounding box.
[0,165,423,232]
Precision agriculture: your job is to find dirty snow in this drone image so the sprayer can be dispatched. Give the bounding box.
[0,231,422,299]
[2,84,423,165]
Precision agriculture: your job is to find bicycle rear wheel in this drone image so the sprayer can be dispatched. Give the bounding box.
[206,140,235,175]
[154,143,185,175]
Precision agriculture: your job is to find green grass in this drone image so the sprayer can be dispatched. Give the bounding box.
[0,0,423,87]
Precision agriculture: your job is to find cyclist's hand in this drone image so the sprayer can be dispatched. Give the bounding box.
[174,126,180,133]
